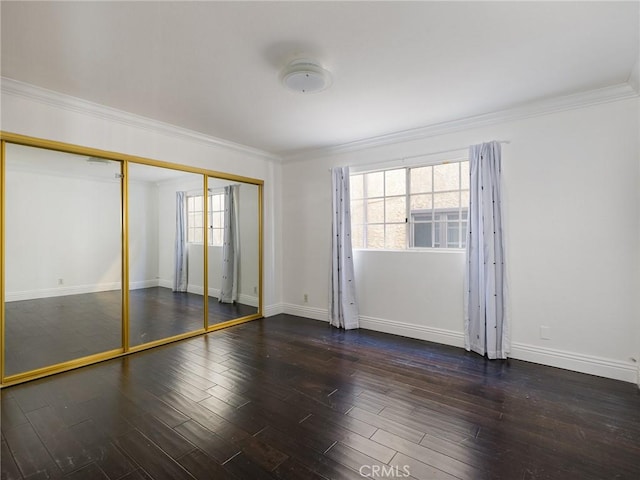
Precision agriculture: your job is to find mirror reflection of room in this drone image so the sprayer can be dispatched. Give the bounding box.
[205,177,259,325]
[127,163,206,347]
[3,142,262,381]
[3,143,122,376]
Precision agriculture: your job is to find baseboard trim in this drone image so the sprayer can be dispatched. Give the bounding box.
[359,314,465,349]
[238,293,259,308]
[5,283,117,302]
[282,303,328,321]
[263,303,284,317]
[5,279,162,302]
[281,304,637,384]
[509,342,638,384]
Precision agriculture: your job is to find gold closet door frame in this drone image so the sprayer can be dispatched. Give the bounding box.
[0,132,264,387]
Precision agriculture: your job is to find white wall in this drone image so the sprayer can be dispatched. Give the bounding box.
[1,83,282,312]
[4,165,123,300]
[128,180,160,288]
[282,97,640,383]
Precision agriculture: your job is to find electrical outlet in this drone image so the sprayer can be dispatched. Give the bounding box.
[253,286,258,294]
[57,278,64,286]
[303,293,308,303]
[540,326,551,340]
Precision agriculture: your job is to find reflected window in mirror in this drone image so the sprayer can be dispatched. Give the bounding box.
[187,191,224,246]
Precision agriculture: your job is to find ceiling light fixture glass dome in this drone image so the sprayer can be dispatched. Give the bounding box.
[280,59,332,94]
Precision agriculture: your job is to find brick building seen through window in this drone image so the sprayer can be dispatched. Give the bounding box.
[350,160,469,250]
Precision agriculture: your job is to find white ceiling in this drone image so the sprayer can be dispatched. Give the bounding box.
[1,1,638,158]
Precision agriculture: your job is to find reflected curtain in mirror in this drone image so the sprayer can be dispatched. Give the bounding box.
[219,184,240,303]
[173,191,188,292]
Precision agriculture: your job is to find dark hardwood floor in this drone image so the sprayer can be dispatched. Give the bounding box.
[1,314,639,479]
[4,287,257,376]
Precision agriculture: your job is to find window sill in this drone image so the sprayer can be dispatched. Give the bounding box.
[353,248,465,254]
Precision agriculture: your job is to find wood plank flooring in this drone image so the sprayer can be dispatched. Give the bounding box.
[1,314,639,479]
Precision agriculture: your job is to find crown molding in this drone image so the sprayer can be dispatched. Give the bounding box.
[282,82,639,163]
[0,77,282,163]
[4,77,637,165]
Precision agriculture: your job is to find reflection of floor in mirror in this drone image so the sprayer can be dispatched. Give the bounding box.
[3,286,258,376]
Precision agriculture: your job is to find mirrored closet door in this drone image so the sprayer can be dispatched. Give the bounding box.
[1,134,263,386]
[127,164,206,347]
[206,178,260,325]
[3,144,123,376]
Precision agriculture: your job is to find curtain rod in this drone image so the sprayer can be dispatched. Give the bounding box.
[329,140,510,172]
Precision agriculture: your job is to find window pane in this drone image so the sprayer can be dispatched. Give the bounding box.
[188,196,195,209]
[351,224,364,249]
[460,190,469,209]
[210,194,219,211]
[385,196,406,223]
[460,161,469,189]
[447,221,460,248]
[193,195,203,210]
[350,199,364,225]
[461,221,468,247]
[350,174,364,199]
[410,193,432,210]
[193,229,203,244]
[412,212,432,222]
[413,222,432,248]
[212,212,223,229]
[212,229,223,246]
[367,198,384,223]
[410,166,432,193]
[366,225,384,248]
[434,192,459,209]
[193,213,203,228]
[385,224,406,249]
[434,221,442,247]
[366,171,384,197]
[434,163,459,192]
[385,169,406,196]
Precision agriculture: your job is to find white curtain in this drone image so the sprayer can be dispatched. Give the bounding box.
[464,141,509,359]
[219,184,240,303]
[173,191,188,292]
[329,166,359,330]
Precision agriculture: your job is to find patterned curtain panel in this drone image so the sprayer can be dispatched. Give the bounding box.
[219,184,240,303]
[464,141,509,359]
[329,166,359,330]
[173,191,188,292]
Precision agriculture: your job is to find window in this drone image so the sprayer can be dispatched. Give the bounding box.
[187,192,225,246]
[350,161,468,250]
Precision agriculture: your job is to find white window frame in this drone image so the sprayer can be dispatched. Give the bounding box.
[187,191,225,246]
[350,160,469,251]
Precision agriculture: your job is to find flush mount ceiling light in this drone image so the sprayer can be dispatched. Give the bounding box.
[280,59,332,94]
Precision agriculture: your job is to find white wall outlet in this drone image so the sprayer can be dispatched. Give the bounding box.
[540,326,551,340]
[57,278,64,286]
[303,293,308,303]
